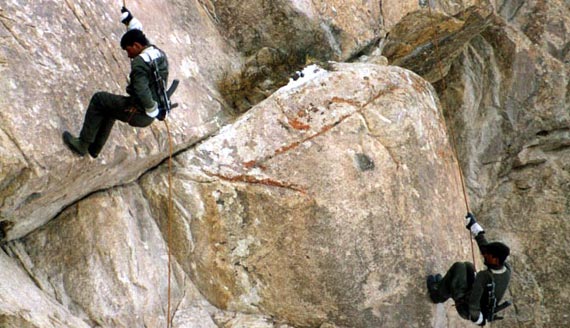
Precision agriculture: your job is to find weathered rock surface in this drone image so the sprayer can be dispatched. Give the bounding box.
[0,0,239,241]
[141,63,470,327]
[2,0,570,327]
[494,0,570,63]
[213,0,383,113]
[384,5,495,83]
[0,250,90,327]
[6,185,219,327]
[436,12,570,327]
[212,0,382,60]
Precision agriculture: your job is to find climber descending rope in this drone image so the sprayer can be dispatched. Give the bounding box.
[62,6,178,157]
[62,4,179,327]
[120,6,179,327]
[427,214,512,326]
[422,4,512,326]
[119,6,179,328]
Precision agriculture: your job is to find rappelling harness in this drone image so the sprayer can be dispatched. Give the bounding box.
[483,277,512,322]
[139,46,179,121]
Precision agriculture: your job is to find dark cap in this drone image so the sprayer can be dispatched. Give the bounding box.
[482,242,510,264]
[120,29,149,49]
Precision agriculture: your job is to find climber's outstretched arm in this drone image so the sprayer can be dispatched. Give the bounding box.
[120,7,143,31]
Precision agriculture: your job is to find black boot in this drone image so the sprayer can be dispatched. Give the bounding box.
[63,131,89,156]
[426,274,443,303]
[88,143,102,158]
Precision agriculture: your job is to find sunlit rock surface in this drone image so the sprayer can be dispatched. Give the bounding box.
[1,0,570,327]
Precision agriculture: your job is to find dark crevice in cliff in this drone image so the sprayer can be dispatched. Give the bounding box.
[345,36,384,63]
[7,123,219,244]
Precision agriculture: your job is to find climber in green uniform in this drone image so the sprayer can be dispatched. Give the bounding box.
[427,213,512,326]
[63,7,169,158]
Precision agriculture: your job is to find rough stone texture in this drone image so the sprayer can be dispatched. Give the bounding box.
[383,5,494,83]
[381,0,492,29]
[0,0,239,241]
[141,63,470,327]
[212,0,382,61]
[493,0,570,63]
[213,0,383,114]
[431,0,487,15]
[382,0,420,29]
[7,185,219,328]
[2,0,570,327]
[213,312,293,328]
[0,250,90,328]
[436,10,570,328]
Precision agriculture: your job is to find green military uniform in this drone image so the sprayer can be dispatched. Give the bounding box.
[79,45,168,157]
[430,233,512,322]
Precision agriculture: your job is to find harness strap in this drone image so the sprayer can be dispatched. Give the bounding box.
[139,46,163,63]
[485,278,497,321]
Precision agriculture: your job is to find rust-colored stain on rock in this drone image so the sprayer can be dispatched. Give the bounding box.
[289,117,311,130]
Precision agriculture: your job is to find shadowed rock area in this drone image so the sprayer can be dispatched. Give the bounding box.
[1,0,570,327]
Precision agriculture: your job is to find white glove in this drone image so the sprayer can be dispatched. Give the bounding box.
[145,101,159,118]
[472,312,485,326]
[121,7,143,31]
[465,212,484,237]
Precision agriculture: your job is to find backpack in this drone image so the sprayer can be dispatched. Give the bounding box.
[141,46,179,121]
[483,274,512,322]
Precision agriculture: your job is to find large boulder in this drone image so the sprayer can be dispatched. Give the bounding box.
[142,63,471,327]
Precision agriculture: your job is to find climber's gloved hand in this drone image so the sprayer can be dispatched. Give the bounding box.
[156,107,167,121]
[465,212,476,228]
[120,7,143,31]
[465,212,484,237]
[121,7,133,25]
[471,312,486,326]
[145,101,159,118]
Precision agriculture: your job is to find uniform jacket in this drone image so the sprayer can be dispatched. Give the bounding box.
[469,233,512,320]
[126,45,169,113]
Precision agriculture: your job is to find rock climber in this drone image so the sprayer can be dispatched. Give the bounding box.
[427,212,512,326]
[63,7,169,158]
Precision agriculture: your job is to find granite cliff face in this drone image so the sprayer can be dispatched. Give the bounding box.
[0,0,237,241]
[1,1,569,327]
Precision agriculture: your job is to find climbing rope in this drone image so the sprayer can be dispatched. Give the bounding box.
[426,4,477,268]
[165,119,174,328]
[121,1,173,326]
